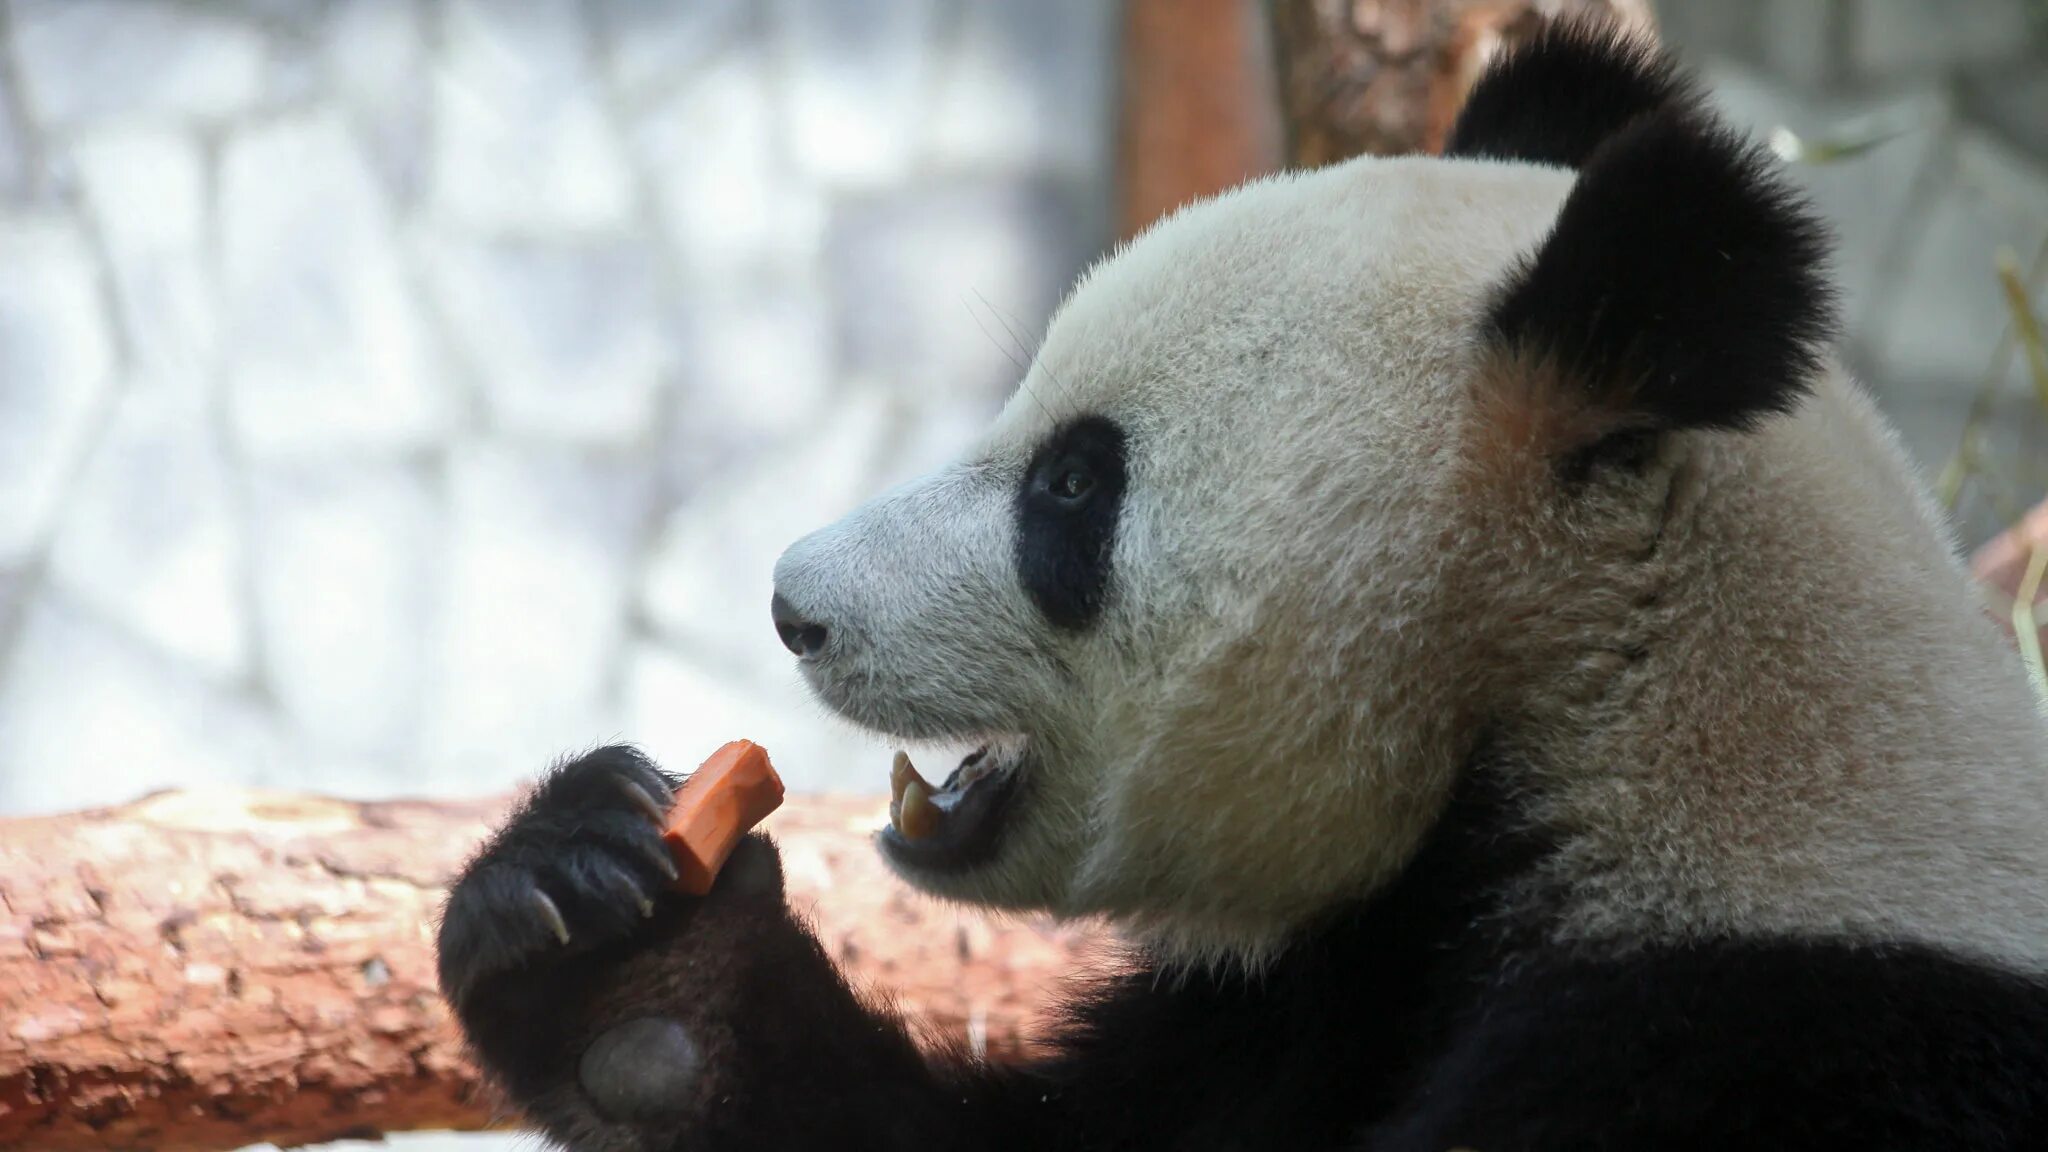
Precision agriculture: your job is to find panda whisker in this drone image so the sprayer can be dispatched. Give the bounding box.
[972,289,1035,367]
[985,291,1079,408]
[976,288,1079,411]
[966,292,1058,426]
[964,293,1028,376]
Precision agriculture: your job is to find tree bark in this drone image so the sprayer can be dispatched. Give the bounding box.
[1267,0,1655,167]
[1116,0,1658,241]
[0,789,1095,1151]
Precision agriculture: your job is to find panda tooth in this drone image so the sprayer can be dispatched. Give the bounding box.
[891,751,912,807]
[891,750,933,807]
[895,777,943,841]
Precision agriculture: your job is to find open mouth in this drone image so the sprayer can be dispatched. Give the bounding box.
[878,735,1028,872]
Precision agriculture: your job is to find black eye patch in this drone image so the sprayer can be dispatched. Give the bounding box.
[1016,416,1128,630]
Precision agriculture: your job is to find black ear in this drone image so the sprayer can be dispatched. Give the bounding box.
[1445,22,1694,169]
[1485,105,1837,434]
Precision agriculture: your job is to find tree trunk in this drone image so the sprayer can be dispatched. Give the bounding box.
[1116,0,1657,241]
[0,789,1094,1151]
[1117,0,1286,239]
[1267,0,1655,168]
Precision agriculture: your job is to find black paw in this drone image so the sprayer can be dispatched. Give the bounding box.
[438,745,682,1007]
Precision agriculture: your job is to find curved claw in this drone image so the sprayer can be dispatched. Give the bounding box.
[530,887,572,946]
[595,856,658,920]
[634,832,681,883]
[616,775,671,826]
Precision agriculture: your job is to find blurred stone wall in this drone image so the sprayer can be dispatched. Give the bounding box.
[0,0,1116,831]
[1661,0,2048,547]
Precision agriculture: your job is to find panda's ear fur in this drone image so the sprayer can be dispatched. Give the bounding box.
[1469,32,1837,440]
[1444,21,1692,169]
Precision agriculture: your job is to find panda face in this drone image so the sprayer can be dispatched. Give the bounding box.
[772,22,2048,977]
[772,157,1578,958]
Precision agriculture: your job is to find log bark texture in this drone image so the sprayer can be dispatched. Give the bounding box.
[1116,0,1659,240]
[1268,0,1655,167]
[0,789,1095,1151]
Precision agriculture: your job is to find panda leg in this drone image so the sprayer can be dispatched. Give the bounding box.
[438,747,1062,1152]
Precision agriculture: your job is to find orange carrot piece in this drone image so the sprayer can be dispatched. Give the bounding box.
[662,740,786,895]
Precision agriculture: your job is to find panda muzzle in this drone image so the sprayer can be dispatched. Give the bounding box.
[889,748,997,840]
[880,742,1022,872]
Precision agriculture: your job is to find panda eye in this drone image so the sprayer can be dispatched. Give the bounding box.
[1016,415,1127,630]
[1049,466,1095,502]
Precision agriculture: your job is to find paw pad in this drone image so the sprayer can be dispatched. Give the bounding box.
[579,1017,702,1120]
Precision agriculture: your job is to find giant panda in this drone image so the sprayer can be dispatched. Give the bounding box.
[435,24,2048,1151]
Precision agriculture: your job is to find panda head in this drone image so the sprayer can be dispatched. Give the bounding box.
[771,25,1846,963]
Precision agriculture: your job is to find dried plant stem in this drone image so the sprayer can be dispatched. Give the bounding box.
[1996,249,2048,413]
[2014,545,2048,703]
[1936,237,2048,516]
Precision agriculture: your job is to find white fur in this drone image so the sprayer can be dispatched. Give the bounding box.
[1487,370,2048,969]
[773,151,2048,972]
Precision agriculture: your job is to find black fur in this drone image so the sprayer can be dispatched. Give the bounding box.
[1015,416,1127,630]
[1485,103,1837,433]
[440,747,2048,1151]
[1459,26,1838,434]
[1444,22,1694,168]
[1376,940,2048,1151]
[435,745,683,1009]
[438,748,946,1151]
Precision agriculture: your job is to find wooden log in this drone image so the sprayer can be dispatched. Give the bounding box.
[1267,0,1656,168]
[0,789,1095,1151]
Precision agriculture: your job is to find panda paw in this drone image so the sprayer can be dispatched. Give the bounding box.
[437,745,689,1008]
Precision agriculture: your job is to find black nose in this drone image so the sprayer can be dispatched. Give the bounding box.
[771,593,829,659]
